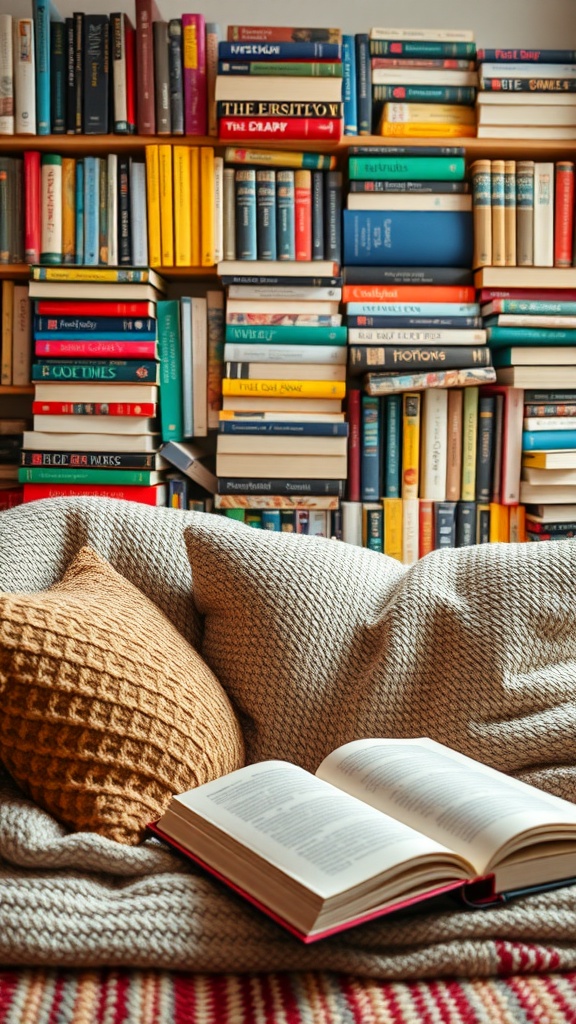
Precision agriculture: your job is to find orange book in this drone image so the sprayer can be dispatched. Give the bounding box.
[294,169,312,261]
[418,499,434,558]
[342,285,476,303]
[489,502,510,543]
[554,162,575,269]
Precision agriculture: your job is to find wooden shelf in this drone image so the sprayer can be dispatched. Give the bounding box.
[0,265,30,280]
[0,386,34,395]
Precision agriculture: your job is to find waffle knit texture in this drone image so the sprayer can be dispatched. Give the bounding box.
[1,498,576,975]
[0,544,244,844]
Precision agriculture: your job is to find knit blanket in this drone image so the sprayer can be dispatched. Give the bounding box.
[2,497,576,976]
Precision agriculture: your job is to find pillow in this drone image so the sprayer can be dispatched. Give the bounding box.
[0,546,245,844]
[184,517,576,802]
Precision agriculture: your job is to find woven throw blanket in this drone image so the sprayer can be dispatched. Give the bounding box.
[2,497,576,975]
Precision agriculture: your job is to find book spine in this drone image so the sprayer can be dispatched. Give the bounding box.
[157,299,184,440]
[342,34,357,135]
[223,146,335,171]
[153,21,171,135]
[110,12,127,132]
[349,180,469,194]
[49,19,65,133]
[107,152,117,267]
[374,38,475,56]
[182,13,206,135]
[11,283,31,385]
[72,11,82,133]
[82,155,98,265]
[158,143,174,265]
[74,158,83,263]
[223,165,236,260]
[294,169,312,261]
[168,19,184,135]
[218,117,342,141]
[534,162,554,267]
[145,144,161,267]
[434,501,457,549]
[23,483,164,504]
[401,392,420,499]
[360,394,380,500]
[480,76,576,92]
[98,157,107,263]
[206,21,221,137]
[227,26,341,42]
[35,315,155,333]
[460,386,479,501]
[218,477,345,496]
[475,394,495,503]
[348,316,481,330]
[382,496,402,559]
[418,499,434,558]
[400,497,418,563]
[455,501,477,546]
[349,346,490,373]
[0,159,11,261]
[355,33,372,134]
[33,360,158,382]
[419,388,448,500]
[349,155,466,181]
[345,388,361,501]
[383,393,401,498]
[311,171,324,261]
[40,153,62,264]
[173,146,191,266]
[124,15,136,132]
[276,169,295,261]
[255,169,276,261]
[225,325,347,343]
[13,18,36,135]
[179,295,193,437]
[523,429,576,450]
[221,379,346,398]
[20,467,160,485]
[516,160,535,267]
[361,503,383,551]
[325,170,342,265]
[135,0,156,134]
[189,145,200,265]
[375,84,475,103]
[32,400,156,416]
[23,149,40,262]
[504,160,516,267]
[35,340,158,357]
[83,14,109,134]
[22,450,159,469]
[445,388,463,501]
[200,145,215,265]
[0,278,13,382]
[235,167,257,261]
[342,210,473,267]
[554,161,575,268]
[207,288,224,430]
[223,343,345,363]
[116,156,130,264]
[491,159,505,267]
[32,0,50,135]
[61,156,75,264]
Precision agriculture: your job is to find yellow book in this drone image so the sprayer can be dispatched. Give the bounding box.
[29,267,165,286]
[61,157,76,265]
[190,146,201,266]
[1,279,14,385]
[509,504,527,543]
[383,102,476,126]
[224,147,337,171]
[489,502,510,543]
[383,497,402,561]
[470,160,492,270]
[460,386,479,502]
[221,379,346,399]
[174,146,192,267]
[401,392,421,500]
[200,146,215,267]
[379,121,476,138]
[145,145,162,268]
[158,144,174,267]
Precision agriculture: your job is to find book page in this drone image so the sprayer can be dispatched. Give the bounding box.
[316,738,576,876]
[168,760,473,900]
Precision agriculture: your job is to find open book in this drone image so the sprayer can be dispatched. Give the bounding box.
[149,737,576,942]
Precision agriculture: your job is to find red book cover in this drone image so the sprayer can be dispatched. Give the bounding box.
[183,13,207,135]
[23,483,166,505]
[294,169,312,261]
[124,14,137,133]
[35,340,158,358]
[343,285,476,303]
[418,499,434,557]
[24,150,41,264]
[346,387,361,502]
[218,117,343,141]
[35,301,156,316]
[0,487,24,510]
[135,0,161,134]
[554,162,575,268]
[33,401,156,416]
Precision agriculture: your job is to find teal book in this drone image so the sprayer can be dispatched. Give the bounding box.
[361,394,381,501]
[32,360,159,382]
[75,159,84,265]
[157,300,184,442]
[19,467,161,485]
[225,325,348,344]
[348,156,466,182]
[488,300,576,314]
[488,327,576,346]
[384,394,401,498]
[523,429,576,451]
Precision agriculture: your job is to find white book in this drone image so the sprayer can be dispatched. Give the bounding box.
[216,452,347,479]
[223,344,347,364]
[192,295,208,437]
[347,193,472,212]
[525,504,576,521]
[218,259,338,278]
[214,155,224,264]
[341,500,363,546]
[40,156,62,263]
[180,296,194,439]
[13,17,35,135]
[11,283,31,386]
[480,63,576,79]
[22,432,161,453]
[33,415,157,434]
[372,68,478,86]
[494,315,576,328]
[477,105,576,127]
[477,126,576,140]
[419,389,448,501]
[129,160,148,266]
[522,467,576,485]
[348,328,486,345]
[227,285,342,301]
[226,298,340,316]
[520,482,576,504]
[533,163,554,268]
[524,450,576,469]
[216,435,348,456]
[0,15,14,135]
[402,497,420,565]
[223,166,236,261]
[28,280,160,301]
[219,410,345,423]
[226,362,346,381]
[215,77,342,103]
[524,417,576,431]
[111,12,128,131]
[477,91,576,106]
[307,510,329,536]
[370,27,475,41]
[107,153,118,267]
[222,395,343,413]
[34,383,159,403]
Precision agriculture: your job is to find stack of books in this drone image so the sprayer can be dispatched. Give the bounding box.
[367,27,478,138]
[215,25,343,143]
[215,245,348,534]
[19,267,167,506]
[471,159,575,270]
[476,49,576,140]
[0,279,31,386]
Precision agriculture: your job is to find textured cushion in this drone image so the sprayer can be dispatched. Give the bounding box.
[0,545,245,844]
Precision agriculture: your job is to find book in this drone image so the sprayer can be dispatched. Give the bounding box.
[348,347,491,374]
[216,452,347,480]
[364,366,497,396]
[519,482,576,504]
[159,440,216,494]
[342,211,473,267]
[497,366,576,387]
[222,379,345,399]
[32,414,156,434]
[19,467,163,486]
[217,435,347,457]
[225,362,346,381]
[22,431,160,452]
[28,281,163,301]
[151,735,576,943]
[21,449,165,469]
[475,267,576,288]
[523,429,576,451]
[23,482,166,504]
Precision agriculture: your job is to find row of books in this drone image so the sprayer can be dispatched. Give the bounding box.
[471,160,576,270]
[476,49,576,141]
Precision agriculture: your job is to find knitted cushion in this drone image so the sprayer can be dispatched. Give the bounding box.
[0,545,245,844]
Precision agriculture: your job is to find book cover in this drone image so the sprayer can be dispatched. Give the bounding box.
[167,18,184,135]
[82,13,109,134]
[182,13,206,135]
[49,18,65,133]
[135,0,160,134]
[157,299,183,441]
[13,17,36,135]
[153,20,170,135]
[461,386,479,502]
[342,210,473,267]
[200,146,215,265]
[401,391,420,499]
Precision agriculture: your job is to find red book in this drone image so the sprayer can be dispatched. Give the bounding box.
[346,388,361,502]
[371,57,474,69]
[418,500,434,558]
[294,169,312,261]
[35,340,159,358]
[35,301,156,316]
[135,0,161,134]
[0,487,24,510]
[218,117,343,141]
[24,150,41,264]
[182,13,207,135]
[124,14,137,133]
[554,162,575,268]
[479,289,576,303]
[23,483,166,505]
[32,401,157,416]
[480,385,524,506]
[343,285,476,303]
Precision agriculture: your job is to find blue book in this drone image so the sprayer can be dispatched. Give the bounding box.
[488,327,576,346]
[456,501,477,547]
[276,170,295,261]
[32,360,159,382]
[235,169,257,260]
[355,33,372,134]
[256,170,277,261]
[475,395,495,503]
[157,300,183,442]
[219,41,342,60]
[83,156,99,265]
[342,34,358,135]
[33,0,62,134]
[34,316,156,334]
[219,420,348,437]
[180,297,194,439]
[347,302,479,317]
[261,509,282,531]
[384,394,401,498]
[129,160,148,265]
[361,394,381,501]
[343,210,474,267]
[168,477,188,509]
[74,160,83,264]
[325,171,342,265]
[523,430,576,451]
[312,171,324,260]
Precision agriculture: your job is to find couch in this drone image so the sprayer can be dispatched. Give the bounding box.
[2,496,576,1020]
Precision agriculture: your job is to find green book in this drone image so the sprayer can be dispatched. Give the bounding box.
[157,299,184,442]
[348,156,466,182]
[225,325,348,344]
[18,467,162,485]
[487,326,576,346]
[224,61,343,76]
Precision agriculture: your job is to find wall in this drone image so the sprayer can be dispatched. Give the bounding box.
[0,0,575,48]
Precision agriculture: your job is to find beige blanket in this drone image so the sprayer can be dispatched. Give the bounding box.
[1,496,576,975]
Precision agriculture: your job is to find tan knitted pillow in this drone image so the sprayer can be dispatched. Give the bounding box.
[0,545,244,844]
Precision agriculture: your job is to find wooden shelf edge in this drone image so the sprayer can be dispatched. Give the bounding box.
[0,386,34,394]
